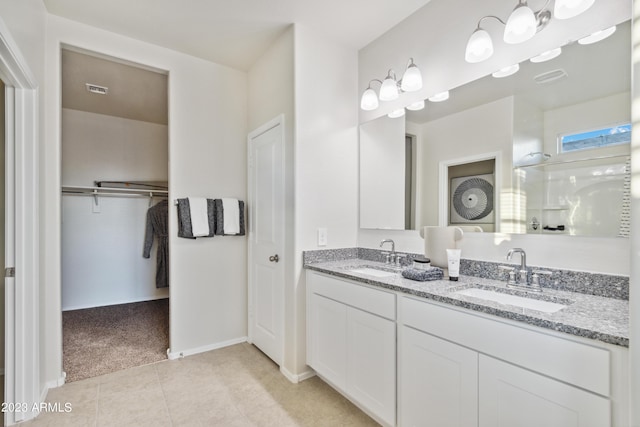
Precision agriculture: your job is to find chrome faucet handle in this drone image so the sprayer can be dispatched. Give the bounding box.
[531,270,552,287]
[381,251,391,264]
[499,265,516,285]
[395,254,406,266]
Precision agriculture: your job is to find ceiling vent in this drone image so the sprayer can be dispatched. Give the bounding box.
[533,69,568,85]
[85,83,109,95]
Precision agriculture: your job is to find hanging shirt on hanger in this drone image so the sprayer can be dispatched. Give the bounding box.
[143,199,169,288]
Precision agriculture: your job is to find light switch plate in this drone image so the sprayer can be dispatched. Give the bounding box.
[317,228,327,246]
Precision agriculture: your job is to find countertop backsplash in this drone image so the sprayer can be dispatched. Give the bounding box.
[303,248,629,301]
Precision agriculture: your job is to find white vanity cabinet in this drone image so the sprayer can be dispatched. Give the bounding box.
[399,296,614,427]
[479,355,609,427]
[399,327,478,427]
[307,271,396,427]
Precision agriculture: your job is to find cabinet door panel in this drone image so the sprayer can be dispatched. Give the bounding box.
[399,326,478,427]
[310,294,348,390]
[347,307,396,426]
[479,355,610,427]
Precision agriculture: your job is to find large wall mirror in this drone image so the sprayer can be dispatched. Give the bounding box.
[359,18,630,238]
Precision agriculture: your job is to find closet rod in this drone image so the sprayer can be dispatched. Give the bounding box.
[61,185,169,197]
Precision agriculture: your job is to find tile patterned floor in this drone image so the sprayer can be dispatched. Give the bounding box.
[23,343,379,426]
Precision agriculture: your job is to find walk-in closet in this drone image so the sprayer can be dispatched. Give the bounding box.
[60,49,169,382]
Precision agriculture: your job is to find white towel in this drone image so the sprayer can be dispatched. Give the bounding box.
[188,197,210,237]
[222,198,240,235]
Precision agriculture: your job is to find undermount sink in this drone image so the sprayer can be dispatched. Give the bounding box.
[348,267,398,278]
[453,287,569,314]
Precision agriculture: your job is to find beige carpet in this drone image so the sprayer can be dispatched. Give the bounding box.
[63,299,169,382]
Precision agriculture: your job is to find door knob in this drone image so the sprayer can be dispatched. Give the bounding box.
[269,254,279,262]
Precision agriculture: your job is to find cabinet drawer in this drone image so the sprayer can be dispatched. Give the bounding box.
[479,356,610,427]
[401,296,610,396]
[308,271,396,320]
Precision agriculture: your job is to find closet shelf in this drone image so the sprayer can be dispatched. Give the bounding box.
[61,185,168,198]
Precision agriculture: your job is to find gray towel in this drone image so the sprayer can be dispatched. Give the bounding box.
[402,267,444,281]
[213,199,246,236]
[176,198,215,239]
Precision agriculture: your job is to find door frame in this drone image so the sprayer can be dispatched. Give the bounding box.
[247,114,285,365]
[0,15,41,426]
[438,151,502,231]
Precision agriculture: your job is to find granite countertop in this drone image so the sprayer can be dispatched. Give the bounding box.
[305,259,629,347]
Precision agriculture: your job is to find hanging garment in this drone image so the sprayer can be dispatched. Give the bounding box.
[143,199,169,288]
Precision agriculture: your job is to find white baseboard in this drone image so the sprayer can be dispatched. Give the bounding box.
[45,374,66,390]
[62,295,169,312]
[280,366,316,384]
[167,336,247,360]
[39,373,65,404]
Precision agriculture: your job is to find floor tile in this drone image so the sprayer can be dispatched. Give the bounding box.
[21,343,379,427]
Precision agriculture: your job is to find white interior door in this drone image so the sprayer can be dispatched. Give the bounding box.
[248,116,284,366]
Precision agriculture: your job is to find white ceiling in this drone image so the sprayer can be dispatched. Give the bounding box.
[62,49,168,125]
[43,0,432,71]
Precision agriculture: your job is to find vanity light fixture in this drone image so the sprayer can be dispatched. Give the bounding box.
[465,0,592,64]
[406,100,425,111]
[554,0,595,19]
[504,1,539,44]
[492,63,520,78]
[379,71,400,101]
[359,58,423,111]
[530,47,562,63]
[388,108,406,118]
[360,81,381,111]
[428,91,450,102]
[578,25,616,45]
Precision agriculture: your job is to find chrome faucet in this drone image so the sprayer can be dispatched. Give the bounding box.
[506,248,529,286]
[380,239,396,264]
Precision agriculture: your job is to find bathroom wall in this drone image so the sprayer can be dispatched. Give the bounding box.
[45,15,248,383]
[629,0,640,417]
[247,27,297,375]
[61,109,169,310]
[249,24,359,378]
[294,24,359,375]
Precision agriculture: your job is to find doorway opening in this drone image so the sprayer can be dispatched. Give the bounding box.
[439,152,501,233]
[60,47,170,382]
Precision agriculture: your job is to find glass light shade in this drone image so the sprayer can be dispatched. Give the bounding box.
[428,91,450,102]
[379,76,399,101]
[530,47,562,63]
[554,0,595,19]
[360,87,379,111]
[387,108,405,118]
[406,100,425,111]
[401,64,423,92]
[465,28,493,63]
[504,4,537,44]
[492,64,520,78]
[578,26,616,45]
